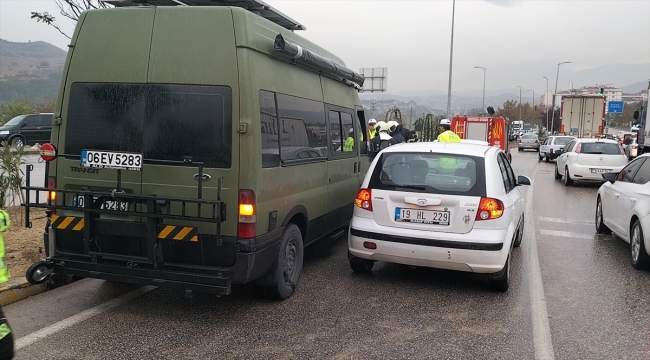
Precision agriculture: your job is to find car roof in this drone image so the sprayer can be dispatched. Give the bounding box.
[380,141,496,158]
[573,138,619,144]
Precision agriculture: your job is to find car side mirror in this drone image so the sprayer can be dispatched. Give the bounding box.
[517,175,532,186]
[20,122,27,128]
[602,172,617,183]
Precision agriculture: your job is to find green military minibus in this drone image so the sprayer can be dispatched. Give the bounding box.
[23,0,370,300]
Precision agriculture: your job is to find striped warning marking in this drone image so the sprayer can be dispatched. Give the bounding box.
[156,225,198,242]
[50,215,84,231]
[49,215,199,241]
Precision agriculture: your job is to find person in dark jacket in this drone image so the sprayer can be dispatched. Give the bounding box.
[388,121,405,143]
[397,122,413,142]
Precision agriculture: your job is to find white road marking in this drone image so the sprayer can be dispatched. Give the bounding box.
[527,166,555,360]
[537,217,593,225]
[539,229,594,240]
[15,285,156,350]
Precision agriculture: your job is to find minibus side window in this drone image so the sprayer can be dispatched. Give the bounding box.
[259,90,280,168]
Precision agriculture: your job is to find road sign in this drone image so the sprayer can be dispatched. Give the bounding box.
[607,101,624,114]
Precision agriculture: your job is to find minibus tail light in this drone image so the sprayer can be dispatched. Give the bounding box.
[47,176,56,215]
[238,190,256,239]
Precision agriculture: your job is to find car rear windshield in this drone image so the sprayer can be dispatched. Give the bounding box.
[64,83,232,168]
[522,134,537,139]
[553,137,573,145]
[581,142,621,155]
[368,152,486,197]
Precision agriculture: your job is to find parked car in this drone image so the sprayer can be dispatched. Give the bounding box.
[0,113,53,147]
[596,154,650,269]
[538,135,576,162]
[623,137,639,160]
[555,138,628,186]
[347,140,531,291]
[518,133,539,152]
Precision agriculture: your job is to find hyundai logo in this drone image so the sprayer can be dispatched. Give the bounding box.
[417,199,427,205]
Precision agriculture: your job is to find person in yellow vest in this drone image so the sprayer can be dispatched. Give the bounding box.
[436,119,461,174]
[0,209,13,359]
[367,119,377,140]
[343,128,355,152]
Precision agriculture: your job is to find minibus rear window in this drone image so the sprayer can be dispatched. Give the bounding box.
[65,83,232,168]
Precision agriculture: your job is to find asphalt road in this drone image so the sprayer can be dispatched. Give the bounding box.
[6,149,650,359]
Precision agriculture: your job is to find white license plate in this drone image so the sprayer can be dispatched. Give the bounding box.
[590,168,612,174]
[75,195,129,211]
[395,208,450,225]
[81,150,143,171]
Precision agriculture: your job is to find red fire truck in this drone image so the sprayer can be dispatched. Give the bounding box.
[451,116,512,163]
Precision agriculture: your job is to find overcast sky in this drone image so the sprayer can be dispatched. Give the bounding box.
[1,0,649,95]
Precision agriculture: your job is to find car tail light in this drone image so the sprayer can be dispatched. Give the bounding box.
[475,197,504,220]
[47,176,56,215]
[355,189,372,211]
[632,145,638,149]
[550,148,554,154]
[238,189,256,239]
[534,140,539,144]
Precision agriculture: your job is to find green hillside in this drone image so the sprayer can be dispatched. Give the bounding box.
[0,39,66,103]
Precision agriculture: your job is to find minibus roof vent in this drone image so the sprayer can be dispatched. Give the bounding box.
[102,0,306,31]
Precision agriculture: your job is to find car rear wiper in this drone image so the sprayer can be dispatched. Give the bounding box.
[381,182,426,190]
[397,184,426,190]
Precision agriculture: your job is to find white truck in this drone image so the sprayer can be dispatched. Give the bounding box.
[559,96,606,138]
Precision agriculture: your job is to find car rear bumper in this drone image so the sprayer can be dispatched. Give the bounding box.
[568,163,624,181]
[348,217,511,273]
[519,143,539,149]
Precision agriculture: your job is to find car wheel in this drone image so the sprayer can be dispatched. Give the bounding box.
[595,197,612,235]
[545,154,550,163]
[513,214,524,248]
[488,253,510,292]
[554,163,562,180]
[630,219,649,270]
[564,166,573,186]
[349,253,375,273]
[266,223,304,300]
[538,152,543,161]
[10,136,25,148]
[518,147,522,152]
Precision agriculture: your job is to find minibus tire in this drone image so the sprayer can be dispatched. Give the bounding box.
[267,224,304,300]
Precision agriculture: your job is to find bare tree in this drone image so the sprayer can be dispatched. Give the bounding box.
[31,1,110,39]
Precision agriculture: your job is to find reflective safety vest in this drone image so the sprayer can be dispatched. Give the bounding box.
[344,136,355,152]
[368,129,377,140]
[0,210,9,283]
[437,130,461,143]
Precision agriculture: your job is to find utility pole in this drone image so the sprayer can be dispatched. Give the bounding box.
[446,0,456,118]
[514,85,522,122]
[527,89,535,127]
[475,66,486,115]
[543,76,549,131]
[551,61,571,134]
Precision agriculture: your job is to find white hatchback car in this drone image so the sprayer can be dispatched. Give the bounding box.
[596,154,650,268]
[555,138,628,186]
[348,141,531,291]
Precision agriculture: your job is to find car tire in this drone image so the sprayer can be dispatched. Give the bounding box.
[266,223,304,300]
[518,147,522,152]
[538,152,543,161]
[513,214,524,248]
[564,166,573,186]
[554,163,562,180]
[595,197,612,235]
[630,219,649,270]
[488,253,510,292]
[10,136,25,148]
[545,154,550,163]
[349,253,375,273]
